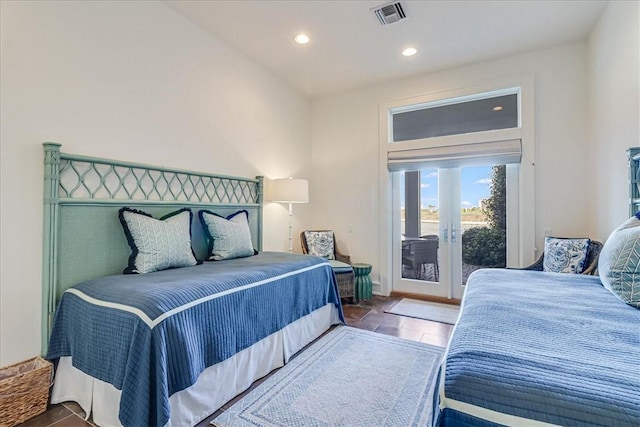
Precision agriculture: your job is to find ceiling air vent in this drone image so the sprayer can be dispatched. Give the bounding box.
[373,2,407,26]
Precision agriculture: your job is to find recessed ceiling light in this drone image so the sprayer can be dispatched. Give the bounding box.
[294,34,310,45]
[402,47,417,57]
[493,106,503,111]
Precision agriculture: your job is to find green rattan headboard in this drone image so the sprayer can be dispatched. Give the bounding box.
[41,142,263,353]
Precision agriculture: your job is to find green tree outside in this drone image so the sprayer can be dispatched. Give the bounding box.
[462,165,507,267]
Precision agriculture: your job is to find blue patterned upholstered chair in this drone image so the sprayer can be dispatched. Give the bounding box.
[300,230,355,301]
[520,238,603,275]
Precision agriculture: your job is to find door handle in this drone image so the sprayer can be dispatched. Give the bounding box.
[443,225,448,243]
[451,225,457,243]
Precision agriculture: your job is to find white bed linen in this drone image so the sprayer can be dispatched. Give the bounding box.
[51,303,341,427]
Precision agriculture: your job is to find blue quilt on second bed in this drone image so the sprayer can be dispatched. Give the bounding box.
[46,252,343,427]
[439,268,640,427]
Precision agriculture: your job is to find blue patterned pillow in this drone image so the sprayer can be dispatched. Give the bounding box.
[304,231,335,260]
[599,215,640,308]
[119,207,199,274]
[542,237,590,274]
[199,210,255,261]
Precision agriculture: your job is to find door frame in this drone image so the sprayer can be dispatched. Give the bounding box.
[378,76,536,296]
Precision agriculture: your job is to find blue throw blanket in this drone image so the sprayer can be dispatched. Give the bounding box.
[46,252,343,427]
[440,268,640,426]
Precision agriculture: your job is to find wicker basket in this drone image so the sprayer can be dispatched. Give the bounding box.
[335,269,355,300]
[0,357,52,427]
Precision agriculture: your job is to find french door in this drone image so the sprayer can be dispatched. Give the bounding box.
[392,165,508,300]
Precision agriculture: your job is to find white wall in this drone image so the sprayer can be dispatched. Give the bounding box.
[311,42,591,294]
[588,0,640,239]
[2,0,636,368]
[0,1,311,366]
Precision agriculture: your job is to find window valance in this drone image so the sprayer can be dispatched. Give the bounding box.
[387,139,521,171]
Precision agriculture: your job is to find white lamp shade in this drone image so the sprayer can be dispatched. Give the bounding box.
[271,178,309,203]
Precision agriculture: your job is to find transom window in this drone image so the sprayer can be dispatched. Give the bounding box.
[391,91,519,142]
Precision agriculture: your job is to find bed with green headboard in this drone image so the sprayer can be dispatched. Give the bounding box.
[42,142,265,350]
[41,143,342,427]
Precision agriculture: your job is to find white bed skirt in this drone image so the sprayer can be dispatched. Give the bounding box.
[51,303,341,427]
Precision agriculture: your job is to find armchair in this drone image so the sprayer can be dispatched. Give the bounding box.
[300,230,355,301]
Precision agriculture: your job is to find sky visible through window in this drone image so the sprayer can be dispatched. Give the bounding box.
[401,165,493,209]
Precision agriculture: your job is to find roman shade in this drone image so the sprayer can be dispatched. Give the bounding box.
[387,139,522,171]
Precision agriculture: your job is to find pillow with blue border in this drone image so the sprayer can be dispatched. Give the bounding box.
[119,207,200,274]
[198,209,256,261]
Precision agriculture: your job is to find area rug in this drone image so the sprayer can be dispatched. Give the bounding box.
[211,326,444,427]
[385,298,460,324]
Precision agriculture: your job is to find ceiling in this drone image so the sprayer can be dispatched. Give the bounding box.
[164,0,608,97]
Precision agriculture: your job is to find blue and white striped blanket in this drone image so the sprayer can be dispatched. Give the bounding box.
[46,252,343,427]
[439,269,640,426]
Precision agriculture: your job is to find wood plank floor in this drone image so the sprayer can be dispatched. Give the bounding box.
[20,295,453,427]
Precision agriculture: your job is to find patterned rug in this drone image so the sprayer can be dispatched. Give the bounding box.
[211,326,444,427]
[385,298,460,324]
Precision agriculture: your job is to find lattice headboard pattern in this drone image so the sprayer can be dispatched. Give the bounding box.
[42,142,264,353]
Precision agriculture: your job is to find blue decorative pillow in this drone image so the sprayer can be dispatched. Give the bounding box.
[304,231,335,260]
[598,215,640,308]
[119,207,199,274]
[199,210,255,261]
[542,237,590,274]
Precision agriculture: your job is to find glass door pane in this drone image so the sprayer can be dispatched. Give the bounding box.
[400,169,440,283]
[460,165,507,285]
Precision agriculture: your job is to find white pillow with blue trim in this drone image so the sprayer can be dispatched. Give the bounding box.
[199,210,255,261]
[598,214,640,308]
[119,207,199,274]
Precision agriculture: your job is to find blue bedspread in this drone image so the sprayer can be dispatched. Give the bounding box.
[46,252,343,427]
[440,269,640,426]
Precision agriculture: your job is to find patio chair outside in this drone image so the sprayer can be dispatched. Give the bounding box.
[402,238,439,281]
